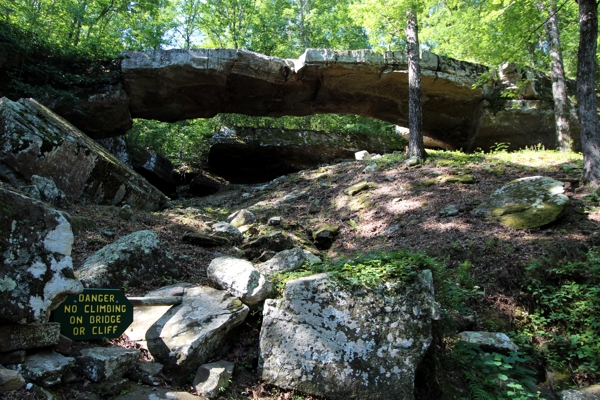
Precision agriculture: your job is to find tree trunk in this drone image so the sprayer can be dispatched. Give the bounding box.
[577,0,600,185]
[405,6,426,160]
[541,1,572,151]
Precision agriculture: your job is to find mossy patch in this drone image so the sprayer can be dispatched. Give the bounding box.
[348,194,373,211]
[497,202,565,229]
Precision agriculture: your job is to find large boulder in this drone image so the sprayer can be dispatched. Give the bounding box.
[207,257,272,305]
[76,347,140,382]
[127,286,248,385]
[208,126,406,183]
[474,176,570,229]
[76,230,180,288]
[17,350,75,387]
[259,271,439,400]
[0,188,83,324]
[0,97,167,210]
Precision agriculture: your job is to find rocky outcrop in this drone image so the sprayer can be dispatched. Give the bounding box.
[0,188,83,324]
[474,176,570,229]
[208,126,407,183]
[259,271,439,400]
[0,97,167,210]
[76,230,180,288]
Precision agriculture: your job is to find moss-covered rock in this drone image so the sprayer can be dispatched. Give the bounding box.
[474,176,569,229]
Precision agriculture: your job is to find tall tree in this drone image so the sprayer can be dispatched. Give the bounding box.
[405,4,425,159]
[577,0,600,185]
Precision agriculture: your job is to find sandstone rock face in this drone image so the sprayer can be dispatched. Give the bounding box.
[122,48,578,152]
[141,286,248,384]
[0,97,167,210]
[208,126,406,183]
[77,230,180,288]
[474,176,570,229]
[259,271,438,400]
[0,188,83,324]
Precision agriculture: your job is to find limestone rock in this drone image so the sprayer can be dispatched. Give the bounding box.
[259,271,438,400]
[0,324,61,352]
[141,286,248,384]
[457,331,519,353]
[211,222,244,244]
[182,232,230,247]
[207,257,272,305]
[226,209,257,228]
[193,360,234,398]
[474,176,569,229]
[208,127,406,183]
[256,248,307,276]
[76,347,140,382]
[0,188,83,324]
[0,366,26,392]
[18,350,75,387]
[77,230,180,288]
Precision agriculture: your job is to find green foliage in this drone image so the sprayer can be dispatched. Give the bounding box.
[517,248,600,385]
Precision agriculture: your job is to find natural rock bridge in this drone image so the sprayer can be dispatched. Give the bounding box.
[44,49,580,151]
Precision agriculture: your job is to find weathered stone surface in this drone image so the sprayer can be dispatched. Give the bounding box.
[559,386,600,400]
[141,286,248,384]
[241,232,295,256]
[193,360,234,399]
[129,145,177,196]
[26,175,67,206]
[113,386,202,400]
[181,232,230,247]
[344,181,373,196]
[91,378,130,397]
[128,360,164,386]
[0,366,26,392]
[0,323,61,352]
[226,209,257,228]
[188,170,228,197]
[259,271,439,400]
[256,247,307,276]
[0,350,26,365]
[0,97,167,210]
[0,188,83,324]
[96,135,132,166]
[457,331,519,353]
[208,127,406,183]
[18,350,74,387]
[211,222,244,244]
[77,230,180,288]
[474,176,570,229]
[145,283,194,297]
[207,257,272,305]
[76,347,140,382]
[312,224,340,250]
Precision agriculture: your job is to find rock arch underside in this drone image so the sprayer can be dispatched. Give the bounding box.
[45,49,582,152]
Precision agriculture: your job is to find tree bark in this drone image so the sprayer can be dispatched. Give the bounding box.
[541,1,573,151]
[405,6,426,160]
[577,0,600,185]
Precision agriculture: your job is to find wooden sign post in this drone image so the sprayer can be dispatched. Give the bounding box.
[52,288,133,341]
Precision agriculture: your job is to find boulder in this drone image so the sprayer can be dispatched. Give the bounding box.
[457,331,519,353]
[112,386,201,400]
[259,271,439,400]
[0,188,83,324]
[0,323,61,352]
[128,145,177,197]
[208,127,406,183]
[312,224,340,250]
[23,175,68,206]
[211,222,244,244]
[77,230,180,288]
[226,209,257,228]
[192,360,234,398]
[188,170,228,197]
[17,350,75,387]
[559,386,600,400]
[76,347,140,382]
[128,361,164,386]
[0,97,167,210]
[474,176,570,229]
[240,232,295,260]
[182,232,230,247]
[139,286,248,384]
[256,247,308,276]
[207,257,272,306]
[0,367,25,392]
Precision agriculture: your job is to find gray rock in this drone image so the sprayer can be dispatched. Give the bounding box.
[182,232,230,247]
[241,232,295,259]
[0,350,26,365]
[211,222,244,244]
[279,189,309,204]
[226,209,257,227]
[0,97,167,210]
[363,163,377,173]
[439,204,460,217]
[91,378,130,397]
[312,224,340,250]
[0,324,61,352]
[256,248,307,276]
[141,286,248,385]
[18,350,75,387]
[112,386,200,400]
[30,175,67,206]
[145,283,194,298]
[77,230,180,288]
[0,189,83,324]
[207,257,272,305]
[193,360,234,398]
[259,271,439,400]
[129,145,176,196]
[474,176,569,229]
[457,331,519,353]
[96,135,131,166]
[128,360,164,386]
[117,205,134,221]
[76,347,140,382]
[267,216,281,226]
[559,386,600,400]
[344,181,372,196]
[355,150,371,161]
[0,366,26,392]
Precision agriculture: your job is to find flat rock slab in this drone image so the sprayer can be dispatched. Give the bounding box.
[76,347,140,382]
[259,271,439,400]
[474,176,569,229]
[0,323,61,352]
[137,286,248,385]
[18,350,74,387]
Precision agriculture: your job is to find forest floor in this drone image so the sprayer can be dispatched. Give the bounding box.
[5,148,598,400]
